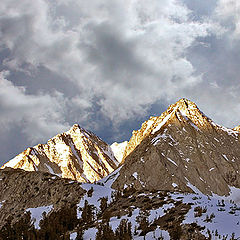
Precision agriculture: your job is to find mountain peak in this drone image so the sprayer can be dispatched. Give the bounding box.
[71,123,81,130]
[164,98,206,123]
[123,98,210,160]
[175,98,196,111]
[1,124,118,183]
[68,123,87,134]
[112,99,240,196]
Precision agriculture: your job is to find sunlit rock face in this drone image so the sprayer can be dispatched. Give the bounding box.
[1,124,118,183]
[112,98,240,196]
[234,125,240,132]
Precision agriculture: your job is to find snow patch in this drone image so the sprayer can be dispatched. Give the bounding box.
[186,182,203,195]
[214,186,240,204]
[83,228,97,240]
[0,200,5,209]
[167,157,178,166]
[26,205,53,229]
[189,121,200,131]
[144,120,154,134]
[69,140,83,167]
[70,232,77,240]
[77,183,114,218]
[133,172,138,179]
[99,166,122,188]
[44,163,55,175]
[222,154,229,161]
[110,141,128,163]
[182,192,240,239]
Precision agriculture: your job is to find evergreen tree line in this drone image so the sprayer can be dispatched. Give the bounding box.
[0,193,156,240]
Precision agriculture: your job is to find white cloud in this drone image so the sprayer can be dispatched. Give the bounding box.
[215,0,240,39]
[0,0,216,124]
[0,71,70,142]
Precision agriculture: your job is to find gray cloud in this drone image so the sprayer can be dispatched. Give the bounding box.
[0,71,70,140]
[0,0,240,165]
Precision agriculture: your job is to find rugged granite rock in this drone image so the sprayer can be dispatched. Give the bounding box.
[234,125,240,132]
[1,124,118,183]
[0,168,85,230]
[112,98,240,196]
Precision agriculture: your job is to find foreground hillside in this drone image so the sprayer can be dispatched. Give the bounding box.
[0,168,240,240]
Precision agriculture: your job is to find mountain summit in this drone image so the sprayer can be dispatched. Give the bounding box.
[111,98,240,196]
[123,98,213,160]
[1,124,118,183]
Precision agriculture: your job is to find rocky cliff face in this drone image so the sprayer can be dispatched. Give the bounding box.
[112,98,240,196]
[0,168,85,230]
[1,124,118,183]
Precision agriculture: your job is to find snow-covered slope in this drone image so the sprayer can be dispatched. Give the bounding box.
[1,167,240,239]
[113,98,240,196]
[1,124,118,183]
[110,141,128,163]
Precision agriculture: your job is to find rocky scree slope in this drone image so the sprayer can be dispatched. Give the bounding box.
[1,124,118,183]
[112,98,240,196]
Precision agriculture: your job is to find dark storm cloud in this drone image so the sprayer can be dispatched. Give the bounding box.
[0,0,240,166]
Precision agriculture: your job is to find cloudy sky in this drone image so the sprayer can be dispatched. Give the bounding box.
[0,0,240,166]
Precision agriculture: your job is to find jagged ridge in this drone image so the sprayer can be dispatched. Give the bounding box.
[112,98,240,196]
[1,124,118,183]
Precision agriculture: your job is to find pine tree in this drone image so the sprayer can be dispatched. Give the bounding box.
[96,221,115,240]
[82,200,94,223]
[115,219,132,240]
[100,197,108,213]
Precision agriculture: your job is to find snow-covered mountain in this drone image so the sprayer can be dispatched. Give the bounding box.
[1,124,118,183]
[110,141,128,163]
[112,98,240,196]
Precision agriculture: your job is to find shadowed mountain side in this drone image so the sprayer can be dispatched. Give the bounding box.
[0,168,85,229]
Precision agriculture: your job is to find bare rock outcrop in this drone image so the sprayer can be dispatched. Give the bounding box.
[0,168,85,228]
